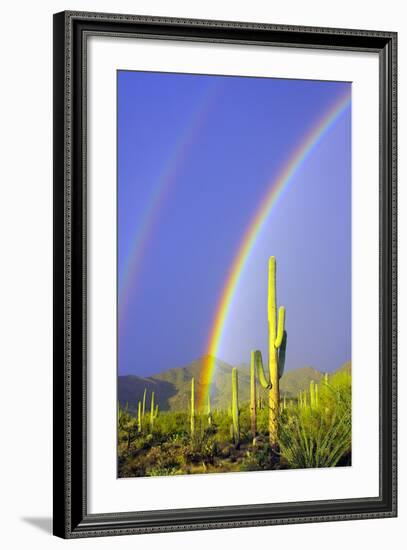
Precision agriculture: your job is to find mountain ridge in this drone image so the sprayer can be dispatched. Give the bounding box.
[118,356,350,413]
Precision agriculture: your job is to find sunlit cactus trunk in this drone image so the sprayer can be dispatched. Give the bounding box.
[310,381,316,408]
[142,388,147,419]
[190,377,195,437]
[150,391,155,431]
[254,257,287,448]
[207,394,212,426]
[232,368,240,446]
[268,257,285,445]
[250,351,257,442]
[138,401,142,432]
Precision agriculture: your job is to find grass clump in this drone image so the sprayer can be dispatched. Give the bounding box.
[278,370,351,468]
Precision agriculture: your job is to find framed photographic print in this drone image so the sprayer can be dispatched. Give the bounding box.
[53,11,397,538]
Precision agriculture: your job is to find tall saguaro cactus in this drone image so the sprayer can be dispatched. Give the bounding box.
[250,351,257,441]
[254,256,287,447]
[232,368,240,446]
[190,377,195,437]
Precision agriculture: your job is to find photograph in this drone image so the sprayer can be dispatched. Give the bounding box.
[117,70,352,478]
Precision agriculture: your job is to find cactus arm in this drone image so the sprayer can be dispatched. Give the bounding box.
[275,306,286,348]
[255,350,272,390]
[278,330,287,379]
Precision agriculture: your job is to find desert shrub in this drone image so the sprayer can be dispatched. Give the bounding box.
[278,376,351,468]
[256,403,270,435]
[240,442,277,471]
[154,411,189,436]
[117,406,138,450]
[212,410,233,442]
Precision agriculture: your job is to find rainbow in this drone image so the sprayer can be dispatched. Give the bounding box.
[119,81,224,324]
[198,90,351,408]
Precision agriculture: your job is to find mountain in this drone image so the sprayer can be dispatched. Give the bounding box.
[280,366,323,396]
[118,356,350,413]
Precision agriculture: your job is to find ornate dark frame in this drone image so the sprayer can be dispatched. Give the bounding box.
[53,10,397,539]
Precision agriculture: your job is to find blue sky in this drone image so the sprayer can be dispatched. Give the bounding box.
[117,71,351,377]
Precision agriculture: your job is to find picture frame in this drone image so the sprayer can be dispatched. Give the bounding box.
[53,10,397,538]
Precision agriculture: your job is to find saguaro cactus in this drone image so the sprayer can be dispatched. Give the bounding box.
[232,368,240,446]
[190,377,195,437]
[310,381,316,409]
[207,394,212,426]
[150,391,158,431]
[250,351,257,441]
[142,388,147,418]
[137,401,142,432]
[253,256,287,447]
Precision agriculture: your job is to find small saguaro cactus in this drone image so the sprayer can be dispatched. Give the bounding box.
[310,381,316,409]
[207,393,212,426]
[138,401,142,432]
[303,390,307,408]
[253,257,287,448]
[190,377,195,437]
[150,391,158,431]
[250,351,257,441]
[142,388,147,418]
[232,367,240,446]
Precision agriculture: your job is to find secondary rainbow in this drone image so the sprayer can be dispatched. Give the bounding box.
[198,90,351,409]
[119,82,223,325]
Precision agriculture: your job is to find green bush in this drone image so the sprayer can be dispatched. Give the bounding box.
[278,374,351,468]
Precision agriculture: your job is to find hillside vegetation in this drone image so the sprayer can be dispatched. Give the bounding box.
[118,361,351,477]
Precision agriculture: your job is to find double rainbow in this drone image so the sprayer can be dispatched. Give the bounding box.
[197,90,351,408]
[119,81,224,324]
